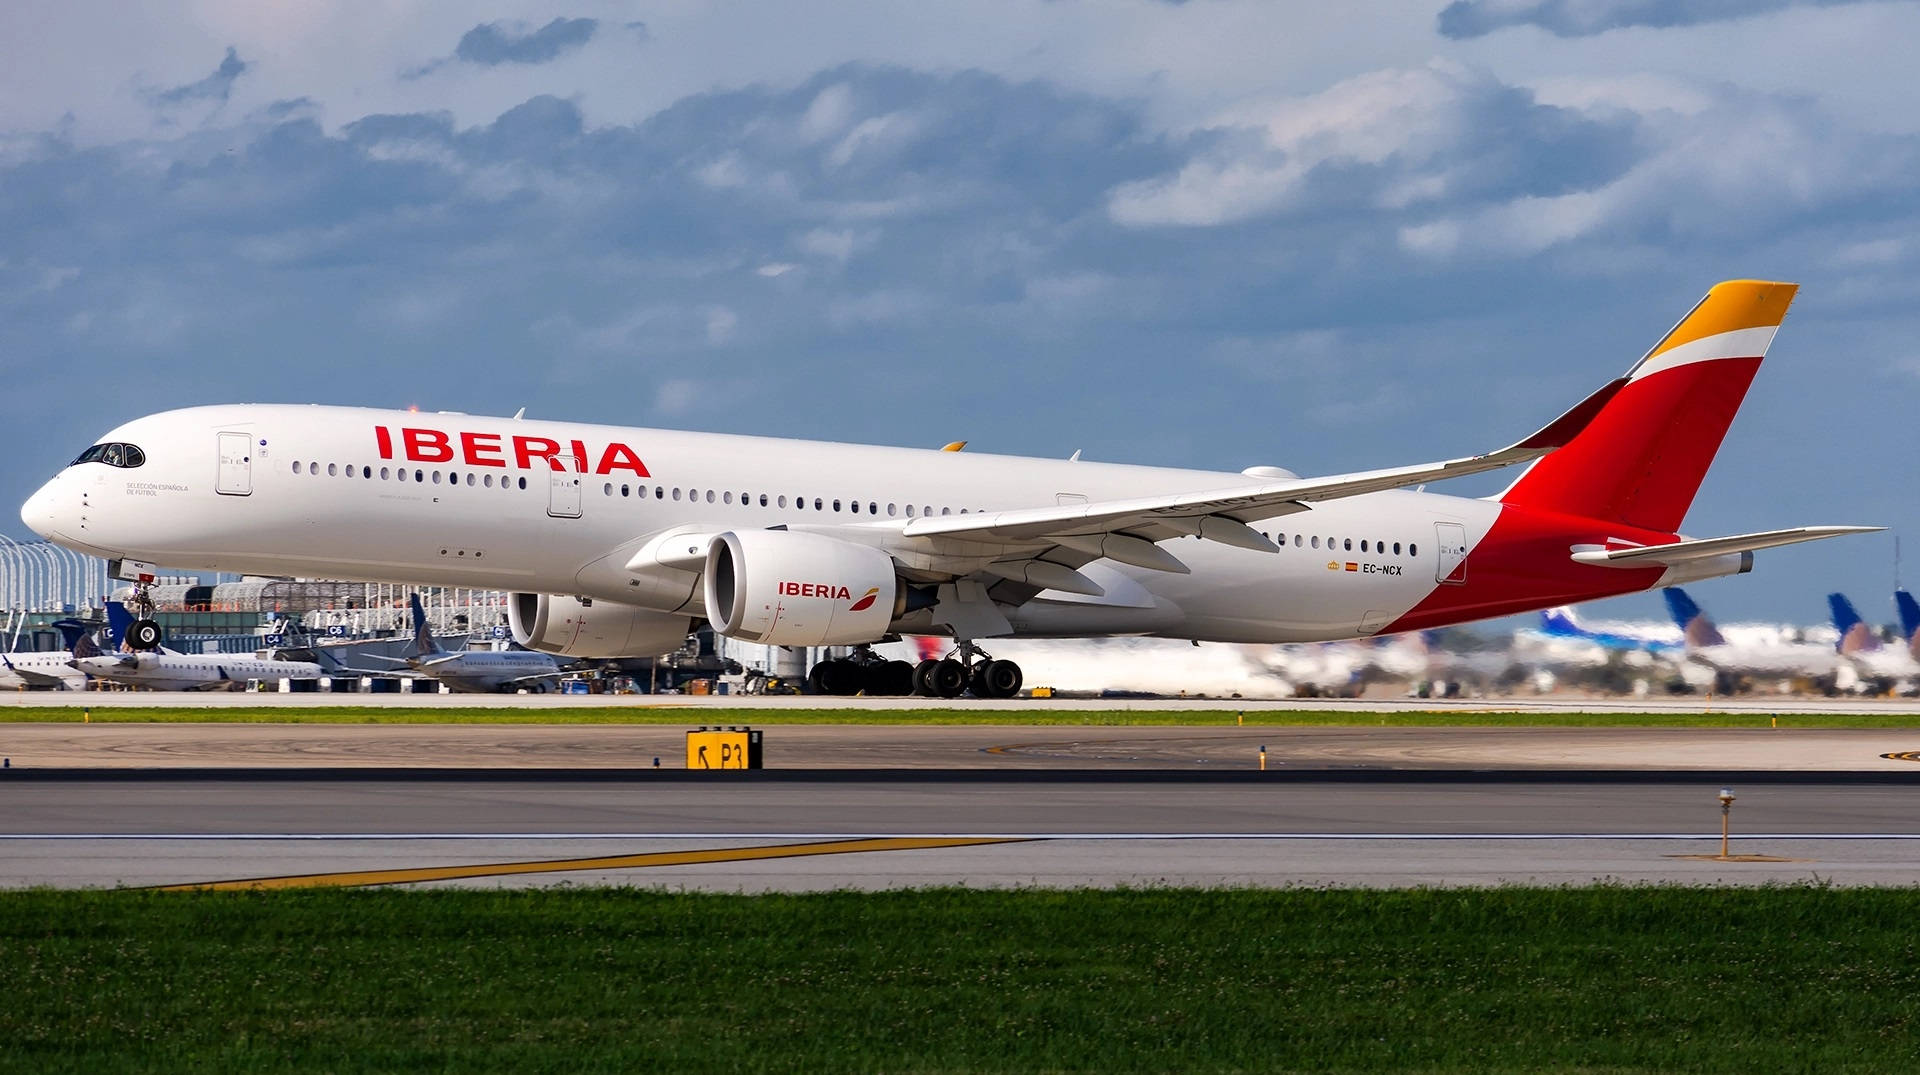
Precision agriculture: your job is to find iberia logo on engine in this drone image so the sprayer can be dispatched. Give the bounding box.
[779,583,881,612]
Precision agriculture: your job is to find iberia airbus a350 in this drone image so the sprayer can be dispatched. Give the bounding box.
[19,281,1877,697]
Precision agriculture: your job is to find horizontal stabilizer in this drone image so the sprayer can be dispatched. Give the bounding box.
[1570,526,1882,568]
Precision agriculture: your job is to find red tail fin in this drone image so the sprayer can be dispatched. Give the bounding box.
[1499,280,1797,533]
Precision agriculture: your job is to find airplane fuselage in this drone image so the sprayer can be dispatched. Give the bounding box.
[22,403,1704,646]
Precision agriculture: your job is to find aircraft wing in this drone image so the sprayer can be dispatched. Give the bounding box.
[1569,526,1883,568]
[879,374,1620,583]
[0,657,77,688]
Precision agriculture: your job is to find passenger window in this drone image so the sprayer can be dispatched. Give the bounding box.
[760,494,768,507]
[1343,538,1351,551]
[814,498,823,510]
[705,490,715,504]
[778,495,788,508]
[1294,535,1303,548]
[1393,542,1402,555]
[293,461,304,475]
[834,499,843,512]
[888,504,897,517]
[905,505,915,517]
[1311,536,1319,549]
[483,474,492,487]
[724,491,734,505]
[604,483,614,496]
[1360,540,1368,552]
[672,488,682,501]
[518,477,527,490]
[1409,544,1418,557]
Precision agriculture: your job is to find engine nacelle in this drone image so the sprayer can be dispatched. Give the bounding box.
[704,529,898,646]
[509,593,694,658]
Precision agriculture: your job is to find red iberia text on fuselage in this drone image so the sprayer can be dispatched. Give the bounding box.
[373,426,650,476]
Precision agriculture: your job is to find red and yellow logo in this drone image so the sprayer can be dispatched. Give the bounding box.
[849,587,880,613]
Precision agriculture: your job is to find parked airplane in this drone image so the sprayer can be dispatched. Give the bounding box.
[68,602,327,691]
[19,280,1877,696]
[1663,587,1844,689]
[1829,592,1920,692]
[327,593,571,693]
[0,619,97,690]
[1522,605,1683,655]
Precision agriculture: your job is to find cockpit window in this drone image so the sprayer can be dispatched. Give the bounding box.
[72,442,145,469]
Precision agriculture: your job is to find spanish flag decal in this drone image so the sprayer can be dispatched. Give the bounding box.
[1345,563,1359,572]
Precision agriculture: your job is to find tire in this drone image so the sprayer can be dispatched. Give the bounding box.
[126,619,164,651]
[882,660,916,696]
[911,658,941,696]
[807,662,831,695]
[928,658,967,698]
[978,659,1023,699]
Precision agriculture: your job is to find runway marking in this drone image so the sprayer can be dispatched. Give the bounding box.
[15,831,1920,842]
[150,836,1024,891]
[1665,854,1810,863]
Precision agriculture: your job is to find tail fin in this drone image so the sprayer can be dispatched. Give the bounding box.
[1500,280,1796,533]
[51,619,91,653]
[70,627,102,660]
[1539,607,1584,637]
[408,594,440,658]
[1829,593,1879,655]
[1896,590,1920,660]
[104,601,132,651]
[1663,588,1726,648]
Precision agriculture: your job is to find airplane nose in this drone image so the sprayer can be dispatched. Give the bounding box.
[20,479,62,540]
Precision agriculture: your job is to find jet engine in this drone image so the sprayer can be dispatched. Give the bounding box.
[704,529,898,646]
[508,593,694,658]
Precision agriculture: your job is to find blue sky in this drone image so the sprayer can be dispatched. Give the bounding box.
[3,0,1917,625]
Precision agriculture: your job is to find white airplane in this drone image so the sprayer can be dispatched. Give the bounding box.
[1662,587,1844,689]
[66,603,328,691]
[0,619,96,690]
[19,280,1878,697]
[327,593,574,693]
[1828,592,1920,691]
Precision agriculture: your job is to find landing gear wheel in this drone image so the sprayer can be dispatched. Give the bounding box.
[911,659,941,696]
[126,619,164,652]
[928,658,967,698]
[807,661,835,695]
[880,660,915,697]
[975,659,1023,699]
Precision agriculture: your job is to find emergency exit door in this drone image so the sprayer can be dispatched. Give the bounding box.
[547,453,583,519]
[1434,521,1468,585]
[216,432,253,496]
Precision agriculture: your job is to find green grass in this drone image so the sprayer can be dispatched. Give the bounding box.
[2,886,1916,1072]
[2,703,1918,727]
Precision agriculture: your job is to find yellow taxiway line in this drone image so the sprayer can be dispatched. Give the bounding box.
[155,836,1024,891]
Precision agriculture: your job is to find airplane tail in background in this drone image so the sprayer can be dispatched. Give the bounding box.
[1829,593,1880,655]
[408,594,442,659]
[52,619,94,656]
[1538,607,1584,637]
[104,601,132,651]
[1897,590,1920,660]
[1499,280,1796,534]
[1663,588,1726,648]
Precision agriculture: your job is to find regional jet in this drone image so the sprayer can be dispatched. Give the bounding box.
[330,593,573,693]
[19,281,1878,696]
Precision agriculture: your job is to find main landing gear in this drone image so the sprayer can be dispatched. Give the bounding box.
[804,642,1024,699]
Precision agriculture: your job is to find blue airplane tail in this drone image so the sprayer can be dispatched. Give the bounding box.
[1538,607,1583,637]
[408,594,440,658]
[51,619,92,653]
[1829,593,1878,655]
[1897,590,1920,658]
[104,601,133,650]
[1662,588,1726,648]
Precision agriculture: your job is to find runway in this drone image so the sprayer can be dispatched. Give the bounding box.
[9,690,1920,714]
[7,770,1920,890]
[6,721,1920,769]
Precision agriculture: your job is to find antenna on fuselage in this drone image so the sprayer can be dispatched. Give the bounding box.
[512,407,526,420]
